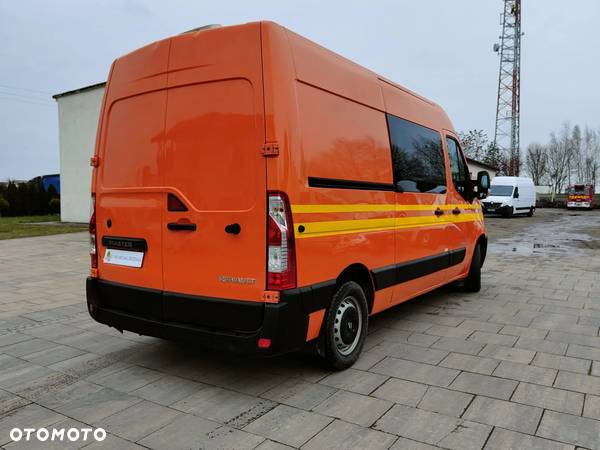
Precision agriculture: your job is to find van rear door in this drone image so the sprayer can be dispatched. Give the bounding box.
[161,25,267,322]
[95,40,170,308]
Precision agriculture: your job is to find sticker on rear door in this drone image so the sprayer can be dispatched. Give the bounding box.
[103,249,144,268]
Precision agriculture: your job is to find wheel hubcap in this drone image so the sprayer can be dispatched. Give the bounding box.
[333,296,362,356]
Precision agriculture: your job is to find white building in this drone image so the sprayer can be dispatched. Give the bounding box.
[53,82,106,222]
[466,158,498,181]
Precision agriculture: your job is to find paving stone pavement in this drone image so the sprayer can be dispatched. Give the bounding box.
[1,209,600,449]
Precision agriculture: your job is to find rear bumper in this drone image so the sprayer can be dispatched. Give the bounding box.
[567,202,591,208]
[86,277,333,356]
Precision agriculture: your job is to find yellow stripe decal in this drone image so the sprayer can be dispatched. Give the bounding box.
[291,203,480,214]
[295,213,483,239]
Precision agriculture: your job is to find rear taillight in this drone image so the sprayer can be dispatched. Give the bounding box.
[89,194,97,269]
[267,192,296,290]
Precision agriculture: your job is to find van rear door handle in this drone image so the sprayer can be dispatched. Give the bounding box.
[167,222,197,231]
[434,208,444,216]
[452,208,461,215]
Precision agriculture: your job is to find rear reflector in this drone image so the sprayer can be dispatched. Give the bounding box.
[258,338,271,349]
[267,192,296,290]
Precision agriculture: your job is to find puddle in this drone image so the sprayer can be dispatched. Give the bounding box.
[533,243,559,249]
[488,211,600,257]
[489,241,570,257]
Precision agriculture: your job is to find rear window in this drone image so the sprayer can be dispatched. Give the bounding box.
[490,185,514,196]
[386,114,446,193]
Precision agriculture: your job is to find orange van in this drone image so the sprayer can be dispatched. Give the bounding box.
[86,21,490,369]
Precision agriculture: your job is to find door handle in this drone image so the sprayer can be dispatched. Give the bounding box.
[434,208,444,216]
[224,223,241,235]
[167,222,197,231]
[452,208,461,215]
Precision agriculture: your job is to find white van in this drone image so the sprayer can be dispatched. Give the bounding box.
[481,176,536,217]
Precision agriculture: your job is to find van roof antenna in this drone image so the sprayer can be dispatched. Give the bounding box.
[181,24,222,34]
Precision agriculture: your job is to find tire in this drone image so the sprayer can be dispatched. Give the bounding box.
[505,206,514,218]
[320,281,368,370]
[463,244,481,292]
[527,207,534,217]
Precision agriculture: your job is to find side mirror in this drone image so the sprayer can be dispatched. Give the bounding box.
[477,171,490,199]
[513,188,519,199]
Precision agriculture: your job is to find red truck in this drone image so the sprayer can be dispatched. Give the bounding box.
[567,184,595,209]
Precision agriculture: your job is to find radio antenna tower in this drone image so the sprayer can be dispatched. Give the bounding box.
[493,0,522,175]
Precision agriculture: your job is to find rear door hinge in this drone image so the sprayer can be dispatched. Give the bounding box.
[90,155,100,167]
[261,142,279,156]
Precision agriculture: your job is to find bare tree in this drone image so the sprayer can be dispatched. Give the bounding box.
[582,127,600,187]
[518,123,599,194]
[525,142,548,185]
[571,125,583,184]
[458,130,488,161]
[484,142,505,172]
[546,123,573,200]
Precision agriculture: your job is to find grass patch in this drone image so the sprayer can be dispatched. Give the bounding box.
[0,215,87,240]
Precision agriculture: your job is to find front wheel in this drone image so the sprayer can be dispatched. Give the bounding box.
[463,244,481,292]
[320,281,368,370]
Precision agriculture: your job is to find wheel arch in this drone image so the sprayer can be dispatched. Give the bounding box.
[335,263,375,313]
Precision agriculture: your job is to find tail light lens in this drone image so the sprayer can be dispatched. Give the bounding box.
[89,194,97,269]
[267,192,296,290]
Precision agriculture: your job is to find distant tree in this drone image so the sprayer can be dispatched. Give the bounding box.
[547,123,573,199]
[582,127,600,187]
[24,181,38,215]
[0,178,59,216]
[458,130,489,161]
[483,142,505,173]
[525,142,548,185]
[6,181,21,216]
[0,195,8,216]
[571,125,583,184]
[47,184,58,199]
[48,197,60,214]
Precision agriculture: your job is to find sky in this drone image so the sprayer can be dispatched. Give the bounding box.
[1,0,599,181]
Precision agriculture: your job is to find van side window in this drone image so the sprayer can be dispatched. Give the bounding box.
[386,114,446,194]
[446,137,470,199]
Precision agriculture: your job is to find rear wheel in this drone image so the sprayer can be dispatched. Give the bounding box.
[527,206,535,217]
[320,281,368,370]
[463,244,481,292]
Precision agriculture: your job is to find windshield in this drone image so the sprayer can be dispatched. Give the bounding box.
[489,185,514,197]
[569,185,587,195]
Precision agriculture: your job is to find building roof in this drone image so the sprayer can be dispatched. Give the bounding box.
[466,157,498,172]
[52,82,106,100]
